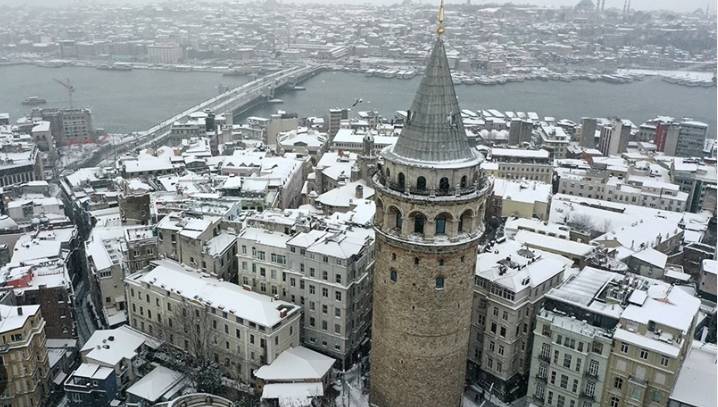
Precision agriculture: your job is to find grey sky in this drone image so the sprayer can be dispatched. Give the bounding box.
[0,0,711,12]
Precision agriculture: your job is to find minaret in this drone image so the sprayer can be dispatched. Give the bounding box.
[368,2,490,406]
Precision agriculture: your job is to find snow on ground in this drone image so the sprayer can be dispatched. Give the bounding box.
[617,68,714,81]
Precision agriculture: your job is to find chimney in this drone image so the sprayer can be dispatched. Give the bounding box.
[355,184,364,198]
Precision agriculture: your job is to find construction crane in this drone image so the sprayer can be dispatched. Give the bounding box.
[53,78,75,108]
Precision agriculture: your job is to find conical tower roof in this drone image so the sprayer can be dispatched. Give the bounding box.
[385,37,480,166]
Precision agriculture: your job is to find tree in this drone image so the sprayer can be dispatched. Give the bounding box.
[160,299,225,394]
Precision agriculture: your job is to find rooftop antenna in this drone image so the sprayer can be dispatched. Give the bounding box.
[437,0,446,37]
[53,78,75,108]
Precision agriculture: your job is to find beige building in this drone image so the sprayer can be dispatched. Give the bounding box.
[237,225,374,365]
[469,239,572,402]
[489,179,552,220]
[125,260,301,383]
[602,281,700,407]
[485,148,553,183]
[0,304,50,407]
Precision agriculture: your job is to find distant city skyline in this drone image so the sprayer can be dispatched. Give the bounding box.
[0,0,713,13]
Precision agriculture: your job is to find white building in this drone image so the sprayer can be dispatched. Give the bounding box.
[125,259,301,383]
[237,226,374,365]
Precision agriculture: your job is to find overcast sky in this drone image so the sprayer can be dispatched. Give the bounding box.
[0,0,711,13]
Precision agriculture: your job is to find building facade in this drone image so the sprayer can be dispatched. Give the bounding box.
[0,304,50,407]
[125,260,301,383]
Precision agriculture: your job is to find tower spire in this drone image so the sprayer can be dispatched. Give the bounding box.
[437,0,445,36]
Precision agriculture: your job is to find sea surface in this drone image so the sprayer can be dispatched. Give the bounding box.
[1,65,715,139]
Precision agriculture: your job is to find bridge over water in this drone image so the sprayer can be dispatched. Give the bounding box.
[64,64,323,171]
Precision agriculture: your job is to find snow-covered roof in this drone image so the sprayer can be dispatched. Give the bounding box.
[491,179,551,204]
[287,228,374,260]
[71,363,114,380]
[129,260,299,328]
[239,227,292,249]
[514,230,594,257]
[81,325,154,367]
[703,259,716,275]
[546,267,626,319]
[127,365,186,402]
[317,180,374,208]
[670,342,717,407]
[0,304,40,333]
[490,148,549,159]
[255,346,334,381]
[620,282,700,334]
[205,232,236,256]
[630,248,667,269]
[476,239,573,292]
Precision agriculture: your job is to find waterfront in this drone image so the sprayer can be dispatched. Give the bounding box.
[0,65,251,133]
[1,65,716,138]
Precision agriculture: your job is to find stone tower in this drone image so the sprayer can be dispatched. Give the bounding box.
[369,3,490,407]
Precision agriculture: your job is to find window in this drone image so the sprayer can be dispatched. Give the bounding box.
[416,176,426,191]
[560,375,568,389]
[659,356,669,367]
[435,215,447,235]
[322,288,329,297]
[588,360,599,375]
[335,291,342,301]
[435,277,445,289]
[502,311,508,320]
[390,269,397,282]
[414,213,426,235]
[499,326,506,337]
[613,377,623,390]
[439,177,449,192]
[557,395,565,407]
[550,371,556,384]
[335,274,342,284]
[398,173,405,190]
[639,349,649,360]
[498,345,504,355]
[490,323,497,334]
[572,379,578,393]
[563,354,572,369]
[620,342,629,353]
[585,381,595,397]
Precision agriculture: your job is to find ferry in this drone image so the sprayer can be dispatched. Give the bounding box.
[268,98,284,104]
[22,96,47,106]
[292,86,306,91]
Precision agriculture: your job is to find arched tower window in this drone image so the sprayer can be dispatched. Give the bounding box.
[435,213,448,235]
[386,167,390,178]
[398,173,405,191]
[458,209,473,233]
[388,206,402,231]
[412,213,426,235]
[439,177,450,193]
[435,277,445,289]
[460,175,468,188]
[416,176,427,192]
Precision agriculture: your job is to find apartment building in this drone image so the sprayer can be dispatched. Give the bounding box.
[527,268,625,407]
[603,281,700,407]
[598,119,630,156]
[125,225,158,273]
[0,304,50,407]
[468,239,573,402]
[237,226,374,365]
[156,212,222,267]
[558,170,689,212]
[536,123,570,159]
[485,148,553,183]
[125,260,301,383]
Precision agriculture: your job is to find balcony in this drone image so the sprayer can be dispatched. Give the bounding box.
[535,374,547,383]
[538,353,551,363]
[579,392,595,401]
[583,370,599,380]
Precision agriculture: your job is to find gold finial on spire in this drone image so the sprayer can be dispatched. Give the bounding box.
[437,0,445,36]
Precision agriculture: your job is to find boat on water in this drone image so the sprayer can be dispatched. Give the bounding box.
[292,86,306,91]
[268,98,284,104]
[35,60,64,68]
[22,96,47,106]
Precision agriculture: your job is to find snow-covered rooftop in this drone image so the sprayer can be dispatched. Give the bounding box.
[255,346,334,382]
[129,260,299,328]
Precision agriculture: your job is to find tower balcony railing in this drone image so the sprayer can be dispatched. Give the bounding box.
[376,174,491,200]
